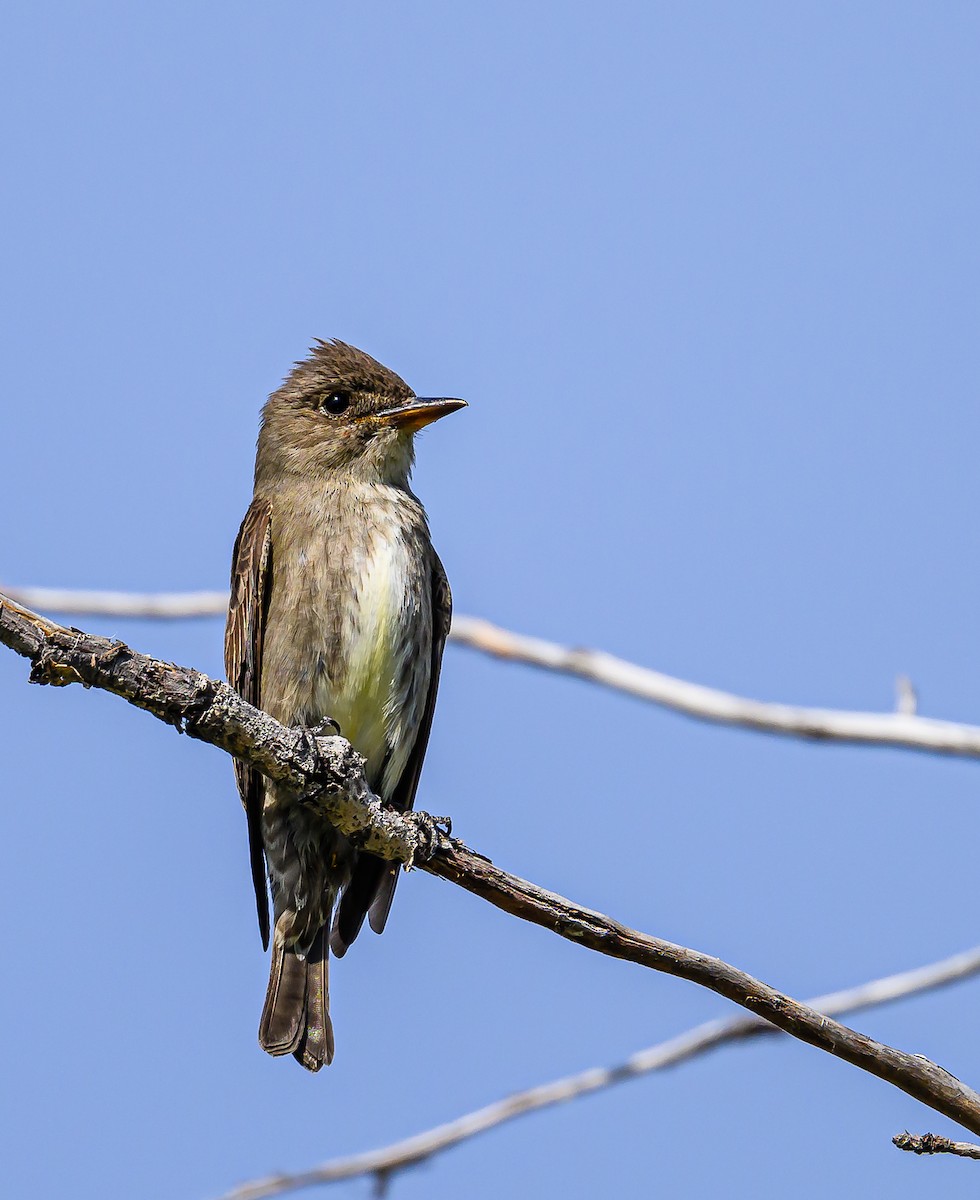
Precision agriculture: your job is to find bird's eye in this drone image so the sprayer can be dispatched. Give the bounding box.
[319,392,350,416]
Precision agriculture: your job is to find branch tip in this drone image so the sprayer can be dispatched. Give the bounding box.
[893,1131,980,1159]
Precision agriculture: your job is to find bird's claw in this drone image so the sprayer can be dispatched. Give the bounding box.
[429,814,452,838]
[408,811,453,861]
[292,716,342,771]
[309,716,342,738]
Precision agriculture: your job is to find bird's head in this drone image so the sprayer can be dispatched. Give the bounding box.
[256,340,466,486]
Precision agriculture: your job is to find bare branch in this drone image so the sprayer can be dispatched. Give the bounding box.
[2,590,980,1140]
[5,584,980,758]
[0,585,230,619]
[449,616,980,758]
[214,946,980,1199]
[893,1132,980,1160]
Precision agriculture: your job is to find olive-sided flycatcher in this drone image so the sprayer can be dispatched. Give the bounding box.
[225,340,465,1071]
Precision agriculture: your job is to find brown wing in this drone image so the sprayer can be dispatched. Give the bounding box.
[224,497,273,949]
[330,551,453,956]
[388,551,453,816]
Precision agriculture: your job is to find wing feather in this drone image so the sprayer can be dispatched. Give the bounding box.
[389,551,453,815]
[224,498,274,949]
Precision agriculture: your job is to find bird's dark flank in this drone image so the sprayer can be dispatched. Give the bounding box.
[225,340,465,1070]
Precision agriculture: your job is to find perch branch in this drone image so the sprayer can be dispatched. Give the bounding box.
[5,584,980,758]
[2,590,980,1140]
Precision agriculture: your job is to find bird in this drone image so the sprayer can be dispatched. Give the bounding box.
[224,339,466,1071]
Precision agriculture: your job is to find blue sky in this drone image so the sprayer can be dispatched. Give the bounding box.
[2,2,979,1197]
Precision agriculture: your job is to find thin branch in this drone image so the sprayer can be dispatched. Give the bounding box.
[448,616,980,758]
[0,585,231,619]
[2,591,980,1142]
[5,584,980,758]
[893,1132,980,1160]
[214,946,980,1198]
[215,950,980,1195]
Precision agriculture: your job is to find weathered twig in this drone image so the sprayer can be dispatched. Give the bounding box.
[215,946,980,1199]
[5,584,980,758]
[893,1132,980,1160]
[1,589,979,1139]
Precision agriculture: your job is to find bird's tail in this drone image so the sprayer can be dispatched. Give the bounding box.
[259,924,334,1071]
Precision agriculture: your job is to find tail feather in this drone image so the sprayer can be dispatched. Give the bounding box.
[293,928,334,1071]
[258,941,306,1055]
[259,926,334,1070]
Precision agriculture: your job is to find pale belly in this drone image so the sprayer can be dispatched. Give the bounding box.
[314,529,430,792]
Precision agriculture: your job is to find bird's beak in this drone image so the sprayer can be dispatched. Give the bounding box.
[375,397,468,432]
